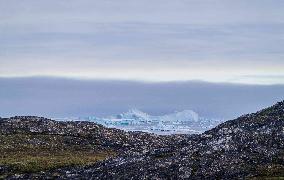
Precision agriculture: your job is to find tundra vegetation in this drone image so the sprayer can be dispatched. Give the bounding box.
[0,101,284,179]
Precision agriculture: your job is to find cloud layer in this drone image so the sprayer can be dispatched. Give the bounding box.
[1,77,284,119]
[0,0,284,84]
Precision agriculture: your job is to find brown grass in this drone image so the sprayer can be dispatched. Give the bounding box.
[0,134,115,177]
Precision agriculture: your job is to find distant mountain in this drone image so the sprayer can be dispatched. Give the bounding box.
[1,101,284,179]
[81,109,224,134]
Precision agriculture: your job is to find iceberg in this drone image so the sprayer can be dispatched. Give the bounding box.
[78,109,224,135]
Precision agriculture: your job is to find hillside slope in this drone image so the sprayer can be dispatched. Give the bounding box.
[0,116,188,178]
[1,101,284,179]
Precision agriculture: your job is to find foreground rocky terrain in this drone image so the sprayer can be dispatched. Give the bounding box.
[0,115,187,179]
[1,101,284,179]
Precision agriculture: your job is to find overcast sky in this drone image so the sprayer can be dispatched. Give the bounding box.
[1,77,284,119]
[0,1,284,118]
[0,0,284,84]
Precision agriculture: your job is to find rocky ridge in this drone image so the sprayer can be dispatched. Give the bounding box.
[0,116,188,154]
[1,101,284,179]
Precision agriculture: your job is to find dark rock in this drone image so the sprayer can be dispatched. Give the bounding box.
[2,100,284,179]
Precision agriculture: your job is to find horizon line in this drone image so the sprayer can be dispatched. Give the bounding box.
[0,75,284,86]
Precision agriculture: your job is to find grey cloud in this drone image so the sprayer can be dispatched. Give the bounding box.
[0,0,284,83]
[1,0,284,24]
[0,77,284,119]
[1,23,283,62]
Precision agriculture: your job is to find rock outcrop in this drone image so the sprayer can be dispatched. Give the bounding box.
[1,101,284,179]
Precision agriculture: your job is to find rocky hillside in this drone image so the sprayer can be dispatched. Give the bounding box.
[1,101,284,179]
[0,116,188,178]
[0,116,185,153]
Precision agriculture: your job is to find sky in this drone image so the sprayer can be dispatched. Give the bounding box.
[0,0,284,84]
[1,77,284,119]
[0,1,284,118]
